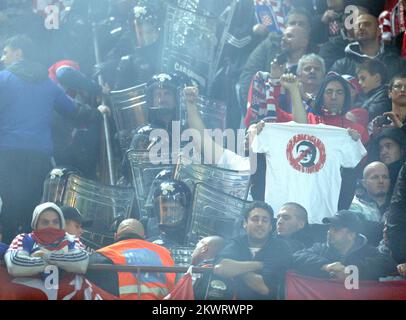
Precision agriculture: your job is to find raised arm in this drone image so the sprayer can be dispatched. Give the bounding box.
[184,87,226,165]
[280,74,308,124]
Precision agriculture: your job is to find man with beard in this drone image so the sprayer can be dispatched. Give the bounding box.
[239,8,313,109]
[292,210,397,280]
[212,201,291,300]
[331,13,406,79]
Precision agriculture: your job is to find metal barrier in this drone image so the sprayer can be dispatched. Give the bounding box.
[88,264,212,274]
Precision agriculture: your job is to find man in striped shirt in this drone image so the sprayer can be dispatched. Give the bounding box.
[4,202,89,277]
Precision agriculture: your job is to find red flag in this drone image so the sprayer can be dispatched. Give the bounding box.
[164,272,195,300]
[286,271,406,300]
[0,265,118,300]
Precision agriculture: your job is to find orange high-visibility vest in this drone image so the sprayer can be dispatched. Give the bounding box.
[97,239,176,300]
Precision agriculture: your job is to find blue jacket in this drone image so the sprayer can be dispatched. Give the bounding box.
[0,61,76,155]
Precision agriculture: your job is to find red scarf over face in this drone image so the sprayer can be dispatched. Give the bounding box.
[32,228,68,251]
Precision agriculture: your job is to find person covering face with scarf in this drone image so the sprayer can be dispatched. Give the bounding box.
[4,202,89,277]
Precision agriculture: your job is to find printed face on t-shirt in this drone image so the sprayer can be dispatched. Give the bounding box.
[296,141,317,167]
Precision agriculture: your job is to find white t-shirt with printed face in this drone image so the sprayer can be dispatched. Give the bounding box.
[252,122,367,223]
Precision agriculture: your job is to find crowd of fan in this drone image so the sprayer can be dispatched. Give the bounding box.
[0,0,406,300]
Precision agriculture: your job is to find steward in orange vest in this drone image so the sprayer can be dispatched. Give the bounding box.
[86,219,176,299]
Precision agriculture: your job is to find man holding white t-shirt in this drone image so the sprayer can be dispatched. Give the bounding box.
[251,121,367,223]
[183,86,366,222]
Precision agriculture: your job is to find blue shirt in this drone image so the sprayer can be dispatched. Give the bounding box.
[0,70,76,155]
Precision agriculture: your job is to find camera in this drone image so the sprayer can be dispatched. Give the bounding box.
[375,115,392,127]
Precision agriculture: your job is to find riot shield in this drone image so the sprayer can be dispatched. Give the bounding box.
[174,156,251,200]
[186,182,250,245]
[179,91,227,132]
[109,83,148,151]
[127,149,173,220]
[62,174,135,234]
[161,4,218,92]
[168,245,195,266]
[41,167,81,204]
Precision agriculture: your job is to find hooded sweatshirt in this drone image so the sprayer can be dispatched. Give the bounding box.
[0,60,77,155]
[4,202,89,277]
[312,74,369,144]
[331,42,406,79]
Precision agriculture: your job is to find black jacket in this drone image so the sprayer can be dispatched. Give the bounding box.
[318,35,350,70]
[331,43,406,79]
[238,33,282,110]
[277,224,328,254]
[214,235,292,300]
[386,161,406,263]
[292,234,397,280]
[361,85,392,121]
[368,127,406,198]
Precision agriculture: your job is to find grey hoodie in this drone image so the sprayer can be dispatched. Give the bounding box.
[31,202,65,230]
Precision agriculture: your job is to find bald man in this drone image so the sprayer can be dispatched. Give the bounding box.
[275,203,327,253]
[191,236,226,266]
[331,13,406,79]
[86,219,175,299]
[350,161,390,222]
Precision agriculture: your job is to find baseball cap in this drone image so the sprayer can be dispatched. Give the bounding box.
[60,206,93,228]
[322,210,362,233]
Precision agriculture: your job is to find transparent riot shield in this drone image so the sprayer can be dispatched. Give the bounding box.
[161,4,218,92]
[178,91,227,132]
[168,246,195,266]
[186,182,250,245]
[62,174,135,234]
[127,149,173,220]
[109,83,148,151]
[174,156,251,200]
[41,167,81,204]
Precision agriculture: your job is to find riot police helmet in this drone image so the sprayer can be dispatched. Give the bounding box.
[152,179,191,228]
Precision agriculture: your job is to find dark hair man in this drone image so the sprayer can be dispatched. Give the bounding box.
[213,201,291,299]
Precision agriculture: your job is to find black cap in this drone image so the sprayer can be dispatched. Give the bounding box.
[322,210,362,233]
[60,206,93,228]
